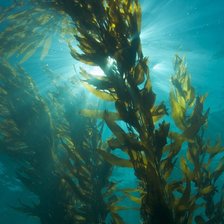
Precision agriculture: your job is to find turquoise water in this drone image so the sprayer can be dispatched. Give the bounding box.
[0,0,223,223]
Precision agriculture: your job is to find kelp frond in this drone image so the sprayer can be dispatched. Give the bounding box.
[51,1,223,224]
[170,55,209,138]
[0,60,76,223]
[0,1,73,62]
[0,60,124,224]
[1,1,223,224]
[0,59,53,156]
[46,77,126,224]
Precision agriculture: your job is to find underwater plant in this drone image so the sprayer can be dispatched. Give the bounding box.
[0,60,124,224]
[0,60,70,223]
[36,1,223,223]
[0,0,223,224]
[0,0,74,63]
[46,76,127,224]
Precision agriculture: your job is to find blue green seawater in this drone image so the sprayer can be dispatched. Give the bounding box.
[0,0,223,223]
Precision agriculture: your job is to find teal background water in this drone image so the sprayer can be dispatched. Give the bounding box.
[0,0,223,223]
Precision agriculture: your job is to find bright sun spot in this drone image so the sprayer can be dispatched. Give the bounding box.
[152,62,168,73]
[83,56,117,77]
[107,56,116,67]
[88,66,105,77]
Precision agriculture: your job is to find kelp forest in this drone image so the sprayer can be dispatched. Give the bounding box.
[0,0,223,224]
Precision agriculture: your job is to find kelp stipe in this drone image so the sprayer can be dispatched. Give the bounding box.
[0,61,124,224]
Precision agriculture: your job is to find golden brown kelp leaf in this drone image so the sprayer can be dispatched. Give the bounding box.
[123,192,141,204]
[111,212,126,224]
[206,138,224,159]
[98,148,133,168]
[183,96,209,139]
[151,102,168,123]
[82,82,117,101]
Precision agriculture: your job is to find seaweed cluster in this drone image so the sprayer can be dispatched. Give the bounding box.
[0,0,73,62]
[0,60,124,223]
[0,0,223,224]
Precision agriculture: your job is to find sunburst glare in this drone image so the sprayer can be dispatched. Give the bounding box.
[140,0,224,111]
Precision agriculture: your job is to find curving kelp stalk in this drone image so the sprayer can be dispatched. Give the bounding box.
[38,1,224,223]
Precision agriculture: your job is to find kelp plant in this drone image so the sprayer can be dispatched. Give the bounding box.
[0,60,124,224]
[45,71,127,223]
[0,60,71,223]
[0,0,223,224]
[0,0,74,63]
[38,1,224,224]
